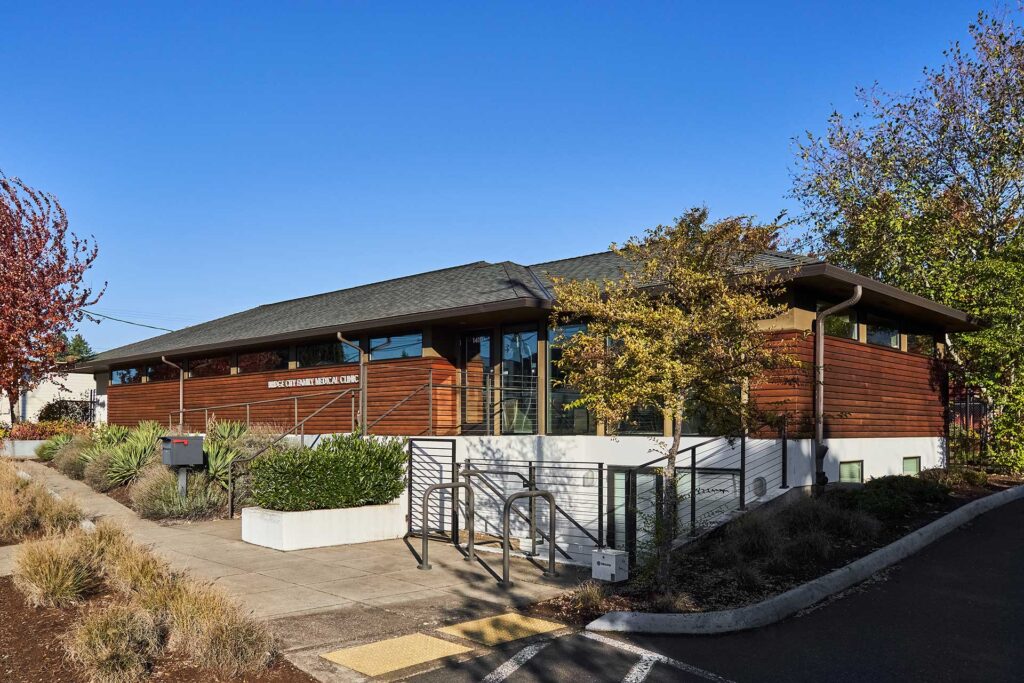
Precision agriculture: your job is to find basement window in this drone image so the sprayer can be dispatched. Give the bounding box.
[902,457,921,476]
[839,460,864,484]
[111,367,142,385]
[370,333,422,360]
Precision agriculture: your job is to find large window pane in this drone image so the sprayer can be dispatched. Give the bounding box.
[146,363,179,382]
[618,405,665,435]
[296,341,359,367]
[501,327,538,434]
[866,315,899,349]
[369,333,422,360]
[238,348,289,373]
[189,356,231,378]
[111,368,142,385]
[548,324,595,435]
[908,334,935,357]
[819,302,858,339]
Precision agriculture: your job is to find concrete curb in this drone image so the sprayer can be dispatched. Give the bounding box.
[587,484,1024,635]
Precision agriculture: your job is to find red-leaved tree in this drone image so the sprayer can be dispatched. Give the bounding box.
[0,174,104,424]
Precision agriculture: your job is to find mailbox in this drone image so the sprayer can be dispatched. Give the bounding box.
[160,436,204,467]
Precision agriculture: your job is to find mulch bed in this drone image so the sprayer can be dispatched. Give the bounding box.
[530,476,1024,622]
[0,576,316,683]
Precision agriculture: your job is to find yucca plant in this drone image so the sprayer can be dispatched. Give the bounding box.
[209,419,248,444]
[93,423,130,448]
[204,442,240,490]
[35,433,73,462]
[106,436,159,487]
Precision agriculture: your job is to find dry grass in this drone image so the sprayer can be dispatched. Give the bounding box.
[82,449,117,492]
[14,532,102,607]
[569,580,606,612]
[52,435,93,480]
[130,465,225,520]
[165,579,275,675]
[0,464,82,544]
[63,604,161,683]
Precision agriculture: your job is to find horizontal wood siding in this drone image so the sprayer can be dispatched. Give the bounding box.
[751,332,947,438]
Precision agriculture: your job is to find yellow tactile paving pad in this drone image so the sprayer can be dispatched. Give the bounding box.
[320,633,472,677]
[437,612,565,646]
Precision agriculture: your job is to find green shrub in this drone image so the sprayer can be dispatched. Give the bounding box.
[249,434,406,511]
[64,604,161,683]
[130,466,225,519]
[963,468,990,486]
[857,474,949,521]
[35,433,72,462]
[204,441,239,490]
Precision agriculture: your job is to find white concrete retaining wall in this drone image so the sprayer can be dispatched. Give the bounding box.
[0,440,45,458]
[241,493,407,551]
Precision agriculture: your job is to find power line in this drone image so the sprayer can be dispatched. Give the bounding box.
[83,309,174,332]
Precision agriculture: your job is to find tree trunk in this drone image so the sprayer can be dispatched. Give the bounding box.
[6,390,18,425]
[658,412,683,588]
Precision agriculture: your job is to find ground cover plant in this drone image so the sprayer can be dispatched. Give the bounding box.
[534,471,1017,622]
[4,520,304,683]
[248,433,406,511]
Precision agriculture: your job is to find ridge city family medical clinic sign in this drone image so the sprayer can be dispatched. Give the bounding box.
[266,375,358,389]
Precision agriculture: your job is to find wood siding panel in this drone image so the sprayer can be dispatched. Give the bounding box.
[751,332,946,439]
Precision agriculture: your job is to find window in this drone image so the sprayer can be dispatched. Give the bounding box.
[617,405,665,435]
[296,341,359,368]
[189,355,231,378]
[238,348,289,373]
[370,333,422,361]
[866,315,900,349]
[548,324,595,435]
[501,327,538,434]
[839,460,864,484]
[902,456,921,476]
[146,363,179,382]
[111,367,142,385]
[819,302,858,339]
[908,334,936,357]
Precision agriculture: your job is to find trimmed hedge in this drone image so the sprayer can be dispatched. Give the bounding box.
[249,434,406,512]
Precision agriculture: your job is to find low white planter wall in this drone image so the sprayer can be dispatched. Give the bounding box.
[241,498,406,551]
[1,439,45,458]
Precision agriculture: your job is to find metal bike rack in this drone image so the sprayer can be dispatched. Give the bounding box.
[418,482,474,570]
[501,490,557,587]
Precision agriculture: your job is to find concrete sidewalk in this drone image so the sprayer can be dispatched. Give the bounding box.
[9,460,583,681]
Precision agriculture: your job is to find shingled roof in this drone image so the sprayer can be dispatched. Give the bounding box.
[79,249,974,371]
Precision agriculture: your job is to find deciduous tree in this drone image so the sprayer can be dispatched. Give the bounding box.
[550,207,795,585]
[792,11,1024,470]
[0,174,103,425]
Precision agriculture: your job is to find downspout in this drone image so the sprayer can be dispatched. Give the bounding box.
[161,357,184,429]
[814,285,862,486]
[337,333,365,435]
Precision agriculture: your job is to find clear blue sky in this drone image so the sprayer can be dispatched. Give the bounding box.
[0,1,998,352]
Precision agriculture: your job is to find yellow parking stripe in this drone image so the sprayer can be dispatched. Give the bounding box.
[438,613,565,646]
[320,633,472,677]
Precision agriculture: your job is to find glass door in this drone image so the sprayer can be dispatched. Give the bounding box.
[501,327,538,434]
[460,332,491,434]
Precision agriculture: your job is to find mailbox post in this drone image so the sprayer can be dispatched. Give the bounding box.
[160,436,204,497]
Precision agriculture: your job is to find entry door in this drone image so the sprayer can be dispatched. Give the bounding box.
[460,332,491,434]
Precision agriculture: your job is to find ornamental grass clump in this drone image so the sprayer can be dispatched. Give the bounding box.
[14,532,102,607]
[35,432,73,462]
[0,462,82,544]
[129,465,225,520]
[64,604,161,683]
[52,434,94,480]
[249,434,406,511]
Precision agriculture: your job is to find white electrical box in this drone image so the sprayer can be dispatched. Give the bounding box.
[591,548,629,582]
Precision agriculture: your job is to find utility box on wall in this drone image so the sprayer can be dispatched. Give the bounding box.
[591,548,628,582]
[160,436,204,467]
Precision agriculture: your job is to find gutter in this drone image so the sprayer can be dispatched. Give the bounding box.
[814,285,862,485]
[161,356,184,428]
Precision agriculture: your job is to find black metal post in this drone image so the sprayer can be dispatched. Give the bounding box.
[406,440,413,536]
[689,446,697,536]
[597,463,605,548]
[626,469,637,566]
[451,446,459,547]
[780,417,789,489]
[739,434,747,510]
[526,462,537,556]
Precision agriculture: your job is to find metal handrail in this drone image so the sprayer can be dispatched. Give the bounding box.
[418,482,474,570]
[502,490,557,587]
[365,383,429,431]
[167,387,360,426]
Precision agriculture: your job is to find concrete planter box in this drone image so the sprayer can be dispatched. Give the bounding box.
[241,498,406,551]
[1,439,45,458]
